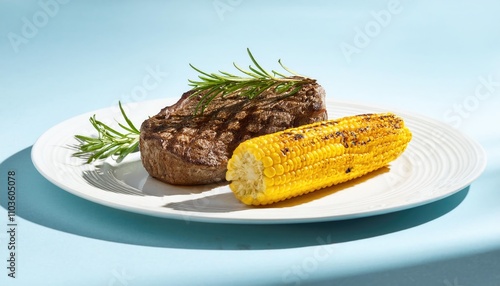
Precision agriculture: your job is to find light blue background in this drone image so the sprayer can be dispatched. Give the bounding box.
[1,0,500,285]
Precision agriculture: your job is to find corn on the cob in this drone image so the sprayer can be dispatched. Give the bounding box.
[226,113,412,205]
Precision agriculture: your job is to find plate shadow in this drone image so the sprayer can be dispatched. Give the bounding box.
[0,147,469,250]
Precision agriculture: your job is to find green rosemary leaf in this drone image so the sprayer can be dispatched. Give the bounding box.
[223,81,251,94]
[233,62,261,79]
[197,75,220,83]
[74,49,313,163]
[194,85,223,114]
[286,84,303,96]
[118,101,139,134]
[189,63,216,79]
[246,48,274,79]
[118,140,139,158]
[218,70,243,79]
[74,134,100,143]
[96,143,121,160]
[271,70,288,78]
[248,65,268,78]
[278,59,303,77]
[117,122,137,134]
[92,118,125,137]
[188,49,313,115]
[72,101,141,164]
[274,83,292,94]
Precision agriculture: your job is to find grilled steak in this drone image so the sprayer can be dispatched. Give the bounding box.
[139,80,327,185]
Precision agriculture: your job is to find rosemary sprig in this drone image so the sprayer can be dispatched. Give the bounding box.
[72,101,140,163]
[188,48,313,115]
[73,50,312,163]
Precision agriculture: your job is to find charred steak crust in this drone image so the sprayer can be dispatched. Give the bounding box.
[140,80,327,185]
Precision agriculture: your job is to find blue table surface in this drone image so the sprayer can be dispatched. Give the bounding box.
[1,1,500,285]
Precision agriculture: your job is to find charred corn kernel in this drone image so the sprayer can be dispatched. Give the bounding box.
[226,113,412,206]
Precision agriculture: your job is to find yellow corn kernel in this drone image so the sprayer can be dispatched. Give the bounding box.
[264,167,276,178]
[262,156,273,168]
[225,113,412,206]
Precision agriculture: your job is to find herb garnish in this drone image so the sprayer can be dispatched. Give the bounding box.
[73,49,311,163]
[188,48,313,114]
[72,101,140,163]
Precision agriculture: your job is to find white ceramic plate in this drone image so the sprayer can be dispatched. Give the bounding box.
[32,99,487,223]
